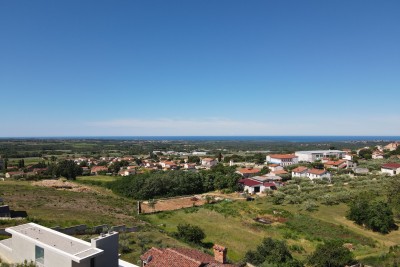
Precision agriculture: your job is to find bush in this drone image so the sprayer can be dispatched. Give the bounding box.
[175,223,205,245]
[308,240,356,267]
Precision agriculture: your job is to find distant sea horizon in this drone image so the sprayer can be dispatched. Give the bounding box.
[1,136,399,142]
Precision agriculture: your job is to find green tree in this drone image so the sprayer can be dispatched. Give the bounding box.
[175,223,205,245]
[244,237,302,266]
[56,160,83,180]
[308,240,356,267]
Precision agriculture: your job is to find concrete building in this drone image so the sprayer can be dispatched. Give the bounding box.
[295,150,345,162]
[0,223,138,267]
[266,154,298,166]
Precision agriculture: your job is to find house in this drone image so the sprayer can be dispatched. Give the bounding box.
[91,166,108,175]
[236,168,260,178]
[268,164,284,172]
[183,163,196,170]
[295,150,345,162]
[381,163,400,176]
[118,169,136,176]
[0,223,138,267]
[324,159,347,169]
[159,161,177,169]
[239,178,278,194]
[201,158,218,168]
[5,171,24,179]
[140,245,236,267]
[306,169,331,180]
[372,151,384,159]
[266,154,298,166]
[384,142,400,151]
[291,166,308,177]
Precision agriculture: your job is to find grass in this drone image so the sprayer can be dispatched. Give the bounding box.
[77,175,120,183]
[144,198,400,263]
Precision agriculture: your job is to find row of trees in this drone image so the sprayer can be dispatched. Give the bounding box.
[109,165,241,199]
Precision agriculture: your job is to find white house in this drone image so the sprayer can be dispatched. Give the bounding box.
[239,178,277,194]
[295,150,345,162]
[266,154,298,167]
[372,151,384,159]
[306,169,331,180]
[0,223,138,267]
[291,166,309,177]
[381,163,400,176]
[201,158,218,168]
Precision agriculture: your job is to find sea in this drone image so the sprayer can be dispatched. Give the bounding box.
[4,136,400,142]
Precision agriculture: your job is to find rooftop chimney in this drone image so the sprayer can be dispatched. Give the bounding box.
[213,244,227,264]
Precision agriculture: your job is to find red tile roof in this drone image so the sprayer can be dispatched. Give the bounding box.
[272,170,288,175]
[239,178,262,187]
[382,163,400,169]
[140,247,236,267]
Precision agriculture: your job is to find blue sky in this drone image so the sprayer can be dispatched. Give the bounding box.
[1,0,399,136]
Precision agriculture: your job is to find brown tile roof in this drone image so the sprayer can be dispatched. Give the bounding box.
[91,166,108,172]
[307,168,327,175]
[268,154,297,159]
[140,247,236,267]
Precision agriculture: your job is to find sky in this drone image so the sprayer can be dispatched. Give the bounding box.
[1,0,399,136]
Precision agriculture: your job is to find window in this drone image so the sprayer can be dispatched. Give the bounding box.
[35,246,44,264]
[90,258,95,267]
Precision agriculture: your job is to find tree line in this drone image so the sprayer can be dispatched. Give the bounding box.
[109,164,241,200]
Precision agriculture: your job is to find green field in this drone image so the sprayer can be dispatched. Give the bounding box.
[145,198,400,263]
[77,175,121,183]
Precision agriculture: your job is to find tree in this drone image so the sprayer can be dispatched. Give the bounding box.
[308,240,356,267]
[56,160,83,180]
[175,223,205,245]
[244,237,302,266]
[347,196,397,234]
[187,156,200,164]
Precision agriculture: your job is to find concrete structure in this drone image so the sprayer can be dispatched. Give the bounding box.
[0,223,138,267]
[266,154,298,166]
[295,150,345,162]
[381,163,400,176]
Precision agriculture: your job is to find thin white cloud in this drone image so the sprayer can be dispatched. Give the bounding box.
[85,116,400,136]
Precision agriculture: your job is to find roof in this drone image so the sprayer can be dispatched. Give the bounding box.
[263,182,276,187]
[91,166,108,172]
[140,247,236,267]
[272,170,288,175]
[268,154,297,159]
[239,178,262,187]
[382,163,400,169]
[292,166,308,173]
[307,169,327,175]
[324,160,346,166]
[202,158,216,161]
[237,168,260,174]
[6,223,103,262]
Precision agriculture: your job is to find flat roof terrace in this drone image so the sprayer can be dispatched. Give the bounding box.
[6,223,102,262]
